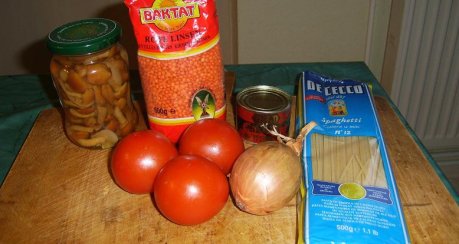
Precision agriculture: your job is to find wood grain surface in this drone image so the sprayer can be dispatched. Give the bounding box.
[373,96,459,243]
[1,73,458,243]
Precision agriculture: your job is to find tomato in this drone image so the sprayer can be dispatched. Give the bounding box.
[110,130,178,194]
[154,155,229,225]
[178,118,245,175]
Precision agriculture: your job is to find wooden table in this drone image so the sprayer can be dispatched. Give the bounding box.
[1,72,458,243]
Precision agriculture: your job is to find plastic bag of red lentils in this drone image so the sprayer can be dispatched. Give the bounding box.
[125,0,226,143]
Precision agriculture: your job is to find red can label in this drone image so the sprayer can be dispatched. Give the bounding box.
[237,103,290,143]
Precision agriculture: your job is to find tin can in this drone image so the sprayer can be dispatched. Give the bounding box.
[236,85,291,143]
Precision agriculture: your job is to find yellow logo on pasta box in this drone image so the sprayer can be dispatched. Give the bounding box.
[328,99,348,116]
[140,0,200,32]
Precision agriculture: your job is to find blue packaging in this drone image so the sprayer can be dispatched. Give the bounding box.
[297,71,410,244]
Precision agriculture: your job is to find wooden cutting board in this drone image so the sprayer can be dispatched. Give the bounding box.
[1,73,458,243]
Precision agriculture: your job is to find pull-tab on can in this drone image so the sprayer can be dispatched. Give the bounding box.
[236,85,291,143]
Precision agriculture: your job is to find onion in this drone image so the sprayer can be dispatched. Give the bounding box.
[230,141,301,215]
[229,122,316,215]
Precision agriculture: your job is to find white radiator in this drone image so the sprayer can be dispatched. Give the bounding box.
[391,0,459,157]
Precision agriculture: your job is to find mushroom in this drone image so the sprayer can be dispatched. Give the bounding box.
[53,55,73,66]
[68,130,90,140]
[50,59,62,76]
[93,86,106,105]
[115,98,127,110]
[77,129,118,149]
[67,116,84,125]
[69,108,96,118]
[86,63,112,85]
[83,45,117,65]
[59,68,69,83]
[83,117,97,127]
[113,106,128,128]
[69,125,96,133]
[101,84,116,104]
[113,82,128,99]
[97,106,108,125]
[76,137,106,148]
[61,83,83,99]
[81,89,95,105]
[62,98,94,109]
[74,64,87,77]
[119,47,129,65]
[105,58,124,87]
[106,118,119,132]
[119,121,134,137]
[67,70,87,93]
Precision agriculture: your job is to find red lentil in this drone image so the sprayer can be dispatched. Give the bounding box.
[125,0,226,143]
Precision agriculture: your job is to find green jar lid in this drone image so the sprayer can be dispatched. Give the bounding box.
[47,18,121,55]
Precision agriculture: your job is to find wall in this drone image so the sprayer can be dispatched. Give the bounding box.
[236,0,391,81]
[381,0,405,93]
[0,0,236,75]
[0,0,391,80]
[1,0,128,75]
[237,1,369,63]
[216,0,238,64]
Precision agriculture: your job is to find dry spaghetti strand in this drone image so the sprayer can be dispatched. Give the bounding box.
[311,134,387,187]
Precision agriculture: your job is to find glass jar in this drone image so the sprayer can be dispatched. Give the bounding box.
[47,18,138,149]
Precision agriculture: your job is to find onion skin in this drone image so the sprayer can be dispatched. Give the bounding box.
[229,141,301,215]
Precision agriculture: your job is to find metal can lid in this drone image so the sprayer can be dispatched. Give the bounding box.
[47,18,121,55]
[236,85,291,114]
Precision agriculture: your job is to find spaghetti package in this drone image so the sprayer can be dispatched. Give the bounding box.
[125,0,226,142]
[297,71,410,243]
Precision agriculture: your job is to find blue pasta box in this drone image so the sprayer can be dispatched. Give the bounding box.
[296,71,410,244]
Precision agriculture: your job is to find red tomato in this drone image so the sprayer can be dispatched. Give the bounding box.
[154,155,229,225]
[111,130,178,194]
[178,119,245,175]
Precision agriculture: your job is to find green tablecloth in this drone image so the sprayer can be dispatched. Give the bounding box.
[1,62,457,202]
[226,62,382,94]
